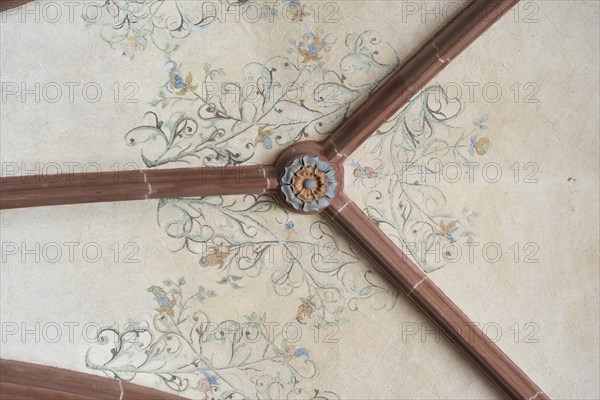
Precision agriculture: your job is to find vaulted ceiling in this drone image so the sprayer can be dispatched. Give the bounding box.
[1,1,599,399]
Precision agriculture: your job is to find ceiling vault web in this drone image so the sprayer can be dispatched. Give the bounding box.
[0,1,549,399]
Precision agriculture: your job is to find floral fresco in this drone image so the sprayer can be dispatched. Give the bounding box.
[79,6,405,397]
[83,0,399,167]
[86,2,488,274]
[84,3,490,274]
[86,277,340,399]
[83,0,306,58]
[157,195,398,324]
[82,6,491,394]
[123,30,398,167]
[347,85,491,273]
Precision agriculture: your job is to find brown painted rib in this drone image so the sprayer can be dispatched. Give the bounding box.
[0,165,278,209]
[325,193,549,400]
[324,0,520,162]
[0,1,35,13]
[0,359,184,400]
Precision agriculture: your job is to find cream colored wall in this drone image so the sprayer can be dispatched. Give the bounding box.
[1,1,598,399]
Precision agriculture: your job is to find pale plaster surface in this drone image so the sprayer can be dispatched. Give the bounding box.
[345,1,600,398]
[1,1,599,399]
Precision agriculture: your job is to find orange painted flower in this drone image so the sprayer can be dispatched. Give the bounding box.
[352,162,378,179]
[121,36,142,60]
[194,377,212,393]
[474,137,490,155]
[202,248,231,269]
[470,136,490,156]
[290,5,310,22]
[436,220,456,236]
[296,302,315,324]
[298,48,322,63]
[436,220,459,243]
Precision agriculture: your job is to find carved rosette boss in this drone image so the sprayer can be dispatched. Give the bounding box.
[281,156,338,212]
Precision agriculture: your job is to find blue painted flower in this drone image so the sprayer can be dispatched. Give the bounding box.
[256,126,274,150]
[281,156,338,212]
[173,75,186,89]
[263,135,273,149]
[294,347,309,357]
[156,296,170,307]
[285,221,295,230]
[147,285,176,317]
[164,61,197,96]
[469,136,477,156]
[447,226,459,243]
[307,42,319,55]
[202,372,218,385]
[297,28,335,63]
[169,72,197,95]
[147,286,169,306]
